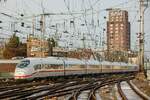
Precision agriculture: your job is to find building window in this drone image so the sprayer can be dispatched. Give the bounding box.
[121,24,124,26]
[110,36,113,39]
[110,27,113,30]
[110,24,113,27]
[120,27,123,30]
[115,34,119,37]
[110,31,113,33]
[111,12,115,16]
[116,18,119,21]
[115,24,118,26]
[116,38,118,40]
[115,27,118,30]
[111,16,114,19]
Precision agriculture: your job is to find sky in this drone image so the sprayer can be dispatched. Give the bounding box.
[0,0,150,54]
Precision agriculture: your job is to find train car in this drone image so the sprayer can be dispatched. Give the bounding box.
[63,58,86,76]
[14,57,139,80]
[14,57,64,79]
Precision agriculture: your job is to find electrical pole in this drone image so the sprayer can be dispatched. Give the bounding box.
[139,0,149,72]
[40,15,44,57]
[139,0,144,72]
[82,33,86,49]
[32,16,35,35]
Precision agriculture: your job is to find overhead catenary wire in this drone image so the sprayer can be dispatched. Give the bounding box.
[0,0,141,49]
[1,0,138,25]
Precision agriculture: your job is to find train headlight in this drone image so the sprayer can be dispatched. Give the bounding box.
[14,71,26,79]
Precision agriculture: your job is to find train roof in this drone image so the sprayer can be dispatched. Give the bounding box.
[44,57,64,64]
[22,57,63,64]
[86,59,100,65]
[101,61,113,66]
[23,57,42,60]
[127,63,138,67]
[111,62,126,66]
[21,57,138,66]
[107,62,138,67]
[23,57,85,65]
[64,58,85,65]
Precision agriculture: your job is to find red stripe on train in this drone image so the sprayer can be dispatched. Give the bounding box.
[14,69,83,78]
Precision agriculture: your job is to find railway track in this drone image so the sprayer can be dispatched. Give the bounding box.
[66,75,134,100]
[0,78,16,86]
[117,82,128,100]
[0,74,145,100]
[117,81,150,100]
[0,78,91,99]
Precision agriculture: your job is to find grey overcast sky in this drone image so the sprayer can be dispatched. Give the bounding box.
[0,0,150,52]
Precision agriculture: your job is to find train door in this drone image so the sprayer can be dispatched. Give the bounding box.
[63,60,66,76]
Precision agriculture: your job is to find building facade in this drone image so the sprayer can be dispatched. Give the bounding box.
[107,9,130,52]
[27,35,49,57]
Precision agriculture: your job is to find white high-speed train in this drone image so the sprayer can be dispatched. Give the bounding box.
[14,57,139,79]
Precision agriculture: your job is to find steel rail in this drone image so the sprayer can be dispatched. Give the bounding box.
[117,82,128,100]
[127,81,150,100]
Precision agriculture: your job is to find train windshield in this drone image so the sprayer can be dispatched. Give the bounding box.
[17,60,30,68]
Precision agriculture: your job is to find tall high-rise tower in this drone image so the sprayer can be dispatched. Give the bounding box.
[107,9,130,52]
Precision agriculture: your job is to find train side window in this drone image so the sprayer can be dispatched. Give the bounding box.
[124,66,128,69]
[65,64,69,67]
[51,64,63,69]
[67,64,83,69]
[105,65,111,68]
[44,64,49,69]
[48,64,51,68]
[90,65,99,68]
[80,65,85,68]
[33,64,42,70]
[33,64,38,70]
[42,64,63,69]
